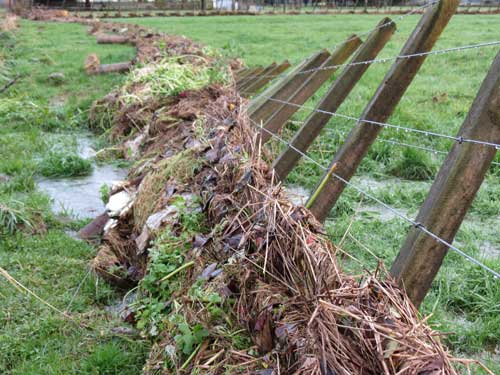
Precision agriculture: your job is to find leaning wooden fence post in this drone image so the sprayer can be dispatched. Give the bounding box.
[260,36,362,144]
[272,17,396,180]
[242,60,291,96]
[390,51,500,307]
[307,0,460,222]
[237,65,265,89]
[247,52,327,116]
[239,62,277,92]
[249,50,332,124]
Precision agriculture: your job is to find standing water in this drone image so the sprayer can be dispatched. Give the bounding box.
[37,135,128,219]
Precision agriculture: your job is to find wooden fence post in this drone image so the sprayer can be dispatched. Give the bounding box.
[260,36,362,144]
[390,51,500,307]
[242,60,291,96]
[272,17,396,180]
[249,50,332,123]
[237,65,265,89]
[239,62,277,92]
[247,53,326,116]
[236,66,263,84]
[307,0,460,222]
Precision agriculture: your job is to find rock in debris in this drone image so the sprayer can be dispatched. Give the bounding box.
[47,72,66,85]
[106,190,134,218]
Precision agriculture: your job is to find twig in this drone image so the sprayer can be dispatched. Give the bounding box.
[0,75,19,95]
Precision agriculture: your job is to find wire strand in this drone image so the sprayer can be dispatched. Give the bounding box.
[258,96,500,150]
[243,40,500,83]
[249,117,500,280]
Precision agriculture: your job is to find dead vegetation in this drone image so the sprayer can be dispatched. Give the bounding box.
[21,9,490,374]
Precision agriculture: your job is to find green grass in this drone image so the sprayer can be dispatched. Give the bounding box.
[0,18,147,374]
[121,14,500,372]
[1,12,499,374]
[38,150,93,178]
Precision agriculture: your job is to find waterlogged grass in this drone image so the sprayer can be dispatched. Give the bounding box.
[0,18,147,374]
[1,12,499,374]
[38,151,93,178]
[121,14,500,372]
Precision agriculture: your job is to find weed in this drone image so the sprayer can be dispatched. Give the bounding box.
[122,58,230,105]
[38,151,93,177]
[388,148,438,181]
[100,183,111,204]
[0,200,32,234]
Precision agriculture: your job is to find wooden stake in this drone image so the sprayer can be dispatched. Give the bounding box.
[243,60,291,96]
[273,18,396,180]
[307,0,460,222]
[236,66,263,86]
[391,51,500,307]
[237,65,265,89]
[239,62,277,92]
[260,35,362,144]
[248,50,332,123]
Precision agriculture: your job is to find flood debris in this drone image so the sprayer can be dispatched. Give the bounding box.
[23,9,490,375]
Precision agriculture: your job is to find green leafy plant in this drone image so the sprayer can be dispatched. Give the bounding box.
[99,183,111,204]
[388,148,438,181]
[0,200,32,234]
[38,151,93,177]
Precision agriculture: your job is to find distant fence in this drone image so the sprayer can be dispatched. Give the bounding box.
[11,0,500,14]
[229,0,500,307]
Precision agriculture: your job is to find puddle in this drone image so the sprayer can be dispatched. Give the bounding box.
[284,185,310,206]
[352,176,431,192]
[479,241,500,260]
[38,135,127,219]
[358,205,411,222]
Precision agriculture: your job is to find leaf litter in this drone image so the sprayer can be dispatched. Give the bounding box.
[19,9,494,375]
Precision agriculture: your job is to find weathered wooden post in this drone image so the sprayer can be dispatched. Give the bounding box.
[272,17,396,180]
[249,50,332,121]
[236,66,263,85]
[239,62,277,92]
[390,51,500,307]
[307,0,460,222]
[259,36,362,143]
[237,66,265,89]
[242,60,291,95]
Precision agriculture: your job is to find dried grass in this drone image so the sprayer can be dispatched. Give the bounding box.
[64,15,490,375]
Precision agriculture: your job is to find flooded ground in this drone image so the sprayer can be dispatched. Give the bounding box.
[37,134,128,219]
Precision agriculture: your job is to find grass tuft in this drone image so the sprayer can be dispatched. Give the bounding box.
[388,148,438,181]
[38,151,93,178]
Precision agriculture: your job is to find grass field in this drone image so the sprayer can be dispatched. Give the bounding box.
[1,12,499,373]
[0,19,149,374]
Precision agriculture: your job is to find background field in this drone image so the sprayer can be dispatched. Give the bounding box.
[1,13,499,373]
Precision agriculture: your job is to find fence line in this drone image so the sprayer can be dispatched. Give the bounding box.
[248,117,500,280]
[255,96,500,151]
[287,119,500,167]
[241,40,500,84]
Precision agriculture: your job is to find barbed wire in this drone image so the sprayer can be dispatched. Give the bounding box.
[257,96,500,150]
[287,119,500,167]
[240,1,438,86]
[242,40,500,85]
[248,117,500,280]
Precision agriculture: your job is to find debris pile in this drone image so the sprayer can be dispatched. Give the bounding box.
[0,13,18,32]
[20,10,486,374]
[77,31,487,375]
